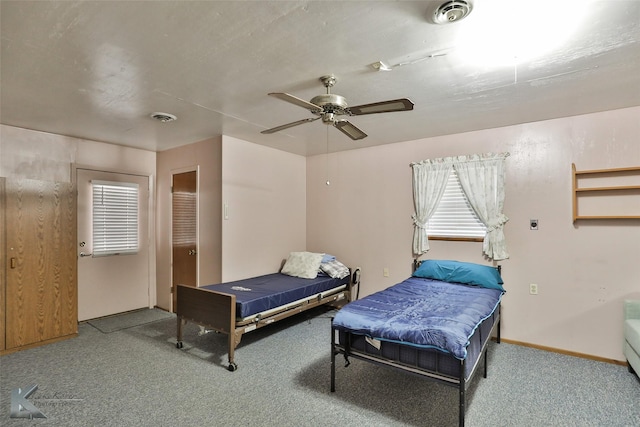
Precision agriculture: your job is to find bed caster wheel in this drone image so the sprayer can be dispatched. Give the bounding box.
[176,341,184,349]
[227,362,238,372]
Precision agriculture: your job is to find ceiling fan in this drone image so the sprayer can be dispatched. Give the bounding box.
[261,74,414,140]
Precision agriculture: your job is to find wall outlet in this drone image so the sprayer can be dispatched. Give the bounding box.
[529,283,539,295]
[530,219,538,230]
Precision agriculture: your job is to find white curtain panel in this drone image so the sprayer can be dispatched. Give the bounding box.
[454,153,510,260]
[410,159,453,255]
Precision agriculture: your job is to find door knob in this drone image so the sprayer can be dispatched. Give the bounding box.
[188,249,197,255]
[79,252,93,257]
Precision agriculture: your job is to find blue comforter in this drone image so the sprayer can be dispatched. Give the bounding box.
[332,277,503,360]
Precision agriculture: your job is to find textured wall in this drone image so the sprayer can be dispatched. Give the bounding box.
[306,106,640,362]
[155,137,222,311]
[221,136,306,282]
[0,125,157,310]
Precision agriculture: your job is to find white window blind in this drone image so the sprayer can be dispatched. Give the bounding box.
[92,180,139,256]
[427,169,487,239]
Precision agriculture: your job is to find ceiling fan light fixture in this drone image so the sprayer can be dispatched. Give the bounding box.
[150,112,177,123]
[433,0,473,24]
[322,112,336,125]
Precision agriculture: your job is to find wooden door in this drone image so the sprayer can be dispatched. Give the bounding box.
[1,178,6,351]
[172,170,198,311]
[4,179,77,349]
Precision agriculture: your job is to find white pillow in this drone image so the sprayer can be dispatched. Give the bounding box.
[281,252,324,279]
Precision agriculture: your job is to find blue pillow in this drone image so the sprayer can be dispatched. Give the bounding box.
[321,253,336,263]
[413,260,505,292]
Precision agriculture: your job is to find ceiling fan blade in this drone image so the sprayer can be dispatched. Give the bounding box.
[348,98,414,115]
[268,92,321,112]
[261,117,320,134]
[334,120,367,140]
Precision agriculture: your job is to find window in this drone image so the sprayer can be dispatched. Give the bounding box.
[411,152,509,260]
[92,180,139,256]
[426,169,486,240]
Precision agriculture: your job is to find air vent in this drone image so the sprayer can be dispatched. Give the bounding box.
[150,112,177,122]
[433,1,473,24]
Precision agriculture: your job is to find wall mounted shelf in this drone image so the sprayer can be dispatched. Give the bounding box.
[571,164,640,222]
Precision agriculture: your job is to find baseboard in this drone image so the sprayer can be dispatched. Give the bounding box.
[0,333,78,356]
[493,337,627,366]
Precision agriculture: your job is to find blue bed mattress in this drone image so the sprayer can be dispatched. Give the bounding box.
[332,277,503,360]
[202,273,349,319]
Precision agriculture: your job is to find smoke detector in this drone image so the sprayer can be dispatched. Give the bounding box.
[150,112,177,122]
[433,1,473,24]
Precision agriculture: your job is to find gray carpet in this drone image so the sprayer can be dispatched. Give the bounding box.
[1,307,639,426]
[86,308,174,333]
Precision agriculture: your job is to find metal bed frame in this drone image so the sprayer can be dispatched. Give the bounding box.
[176,270,357,371]
[330,262,501,427]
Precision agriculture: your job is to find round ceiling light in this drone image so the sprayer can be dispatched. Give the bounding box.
[433,1,473,24]
[150,112,177,123]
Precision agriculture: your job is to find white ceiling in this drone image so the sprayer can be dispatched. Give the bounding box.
[1,1,639,157]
